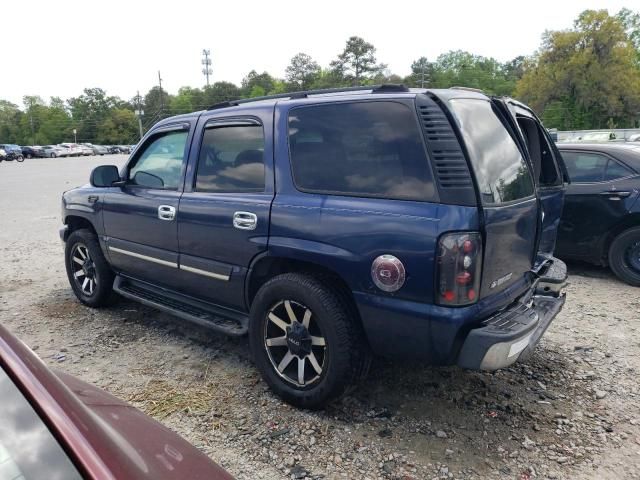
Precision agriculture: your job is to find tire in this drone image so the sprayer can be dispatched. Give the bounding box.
[50,153,56,158]
[26,153,32,159]
[249,273,371,409]
[608,226,640,287]
[16,155,24,162]
[65,229,115,307]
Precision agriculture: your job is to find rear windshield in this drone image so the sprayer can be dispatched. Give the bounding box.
[449,99,534,205]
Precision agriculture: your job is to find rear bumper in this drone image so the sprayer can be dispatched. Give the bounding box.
[457,292,565,370]
[356,256,567,366]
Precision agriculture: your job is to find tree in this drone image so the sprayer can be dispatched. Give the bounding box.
[242,70,275,96]
[97,108,138,144]
[617,8,640,61]
[516,9,640,129]
[427,50,516,95]
[285,53,320,90]
[202,81,241,105]
[408,57,434,87]
[68,88,121,142]
[330,36,386,85]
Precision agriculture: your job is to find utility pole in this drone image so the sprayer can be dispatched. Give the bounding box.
[134,90,144,141]
[27,98,35,145]
[420,63,426,88]
[158,71,164,114]
[201,49,212,87]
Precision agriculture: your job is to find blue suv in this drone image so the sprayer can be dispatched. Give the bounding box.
[61,85,568,408]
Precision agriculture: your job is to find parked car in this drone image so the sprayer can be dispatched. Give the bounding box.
[80,144,93,156]
[93,145,109,155]
[578,131,622,142]
[21,145,45,158]
[60,85,568,408]
[0,144,24,161]
[60,143,83,157]
[556,143,640,286]
[42,145,67,157]
[0,324,233,480]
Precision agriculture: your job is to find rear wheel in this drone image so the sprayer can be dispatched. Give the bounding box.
[249,273,371,409]
[65,229,115,306]
[609,227,640,286]
[16,155,24,162]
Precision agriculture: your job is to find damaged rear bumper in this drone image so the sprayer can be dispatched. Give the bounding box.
[457,257,567,370]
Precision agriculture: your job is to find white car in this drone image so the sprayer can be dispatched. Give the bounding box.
[59,143,83,157]
[42,145,68,158]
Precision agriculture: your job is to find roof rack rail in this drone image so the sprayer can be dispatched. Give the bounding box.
[450,86,485,93]
[206,84,411,110]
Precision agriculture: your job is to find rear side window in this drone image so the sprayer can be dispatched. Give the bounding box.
[562,151,634,182]
[449,99,534,204]
[561,152,607,182]
[288,101,435,202]
[195,125,265,193]
[604,159,633,181]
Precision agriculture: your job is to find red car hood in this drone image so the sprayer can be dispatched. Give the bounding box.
[0,325,233,480]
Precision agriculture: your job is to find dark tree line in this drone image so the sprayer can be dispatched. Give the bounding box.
[2,9,639,146]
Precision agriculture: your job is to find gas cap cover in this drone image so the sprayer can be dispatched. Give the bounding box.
[371,255,406,292]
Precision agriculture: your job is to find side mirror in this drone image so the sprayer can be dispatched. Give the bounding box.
[90,165,121,187]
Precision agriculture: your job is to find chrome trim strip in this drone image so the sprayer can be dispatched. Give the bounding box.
[108,246,178,268]
[180,264,230,281]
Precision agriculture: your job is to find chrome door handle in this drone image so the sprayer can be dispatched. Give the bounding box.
[233,211,257,230]
[599,191,631,198]
[158,205,176,221]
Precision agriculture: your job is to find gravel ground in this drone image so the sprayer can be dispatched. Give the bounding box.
[1,156,639,480]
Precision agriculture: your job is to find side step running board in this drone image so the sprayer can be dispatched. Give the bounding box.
[113,276,248,336]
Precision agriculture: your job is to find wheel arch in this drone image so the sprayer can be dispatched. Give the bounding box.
[63,215,99,240]
[246,254,365,331]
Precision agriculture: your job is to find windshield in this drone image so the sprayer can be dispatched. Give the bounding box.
[0,366,83,480]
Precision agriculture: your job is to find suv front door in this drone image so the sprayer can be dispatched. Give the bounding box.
[176,106,275,311]
[102,123,192,289]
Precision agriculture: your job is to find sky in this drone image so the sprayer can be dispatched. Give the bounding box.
[1,0,636,108]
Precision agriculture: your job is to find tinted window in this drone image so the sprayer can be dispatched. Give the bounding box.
[129,130,188,189]
[604,159,633,181]
[449,99,534,204]
[288,101,435,201]
[0,367,82,480]
[195,125,265,193]
[561,151,607,182]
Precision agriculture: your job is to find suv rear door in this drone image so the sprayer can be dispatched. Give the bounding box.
[493,98,567,264]
[444,96,538,297]
[176,104,275,311]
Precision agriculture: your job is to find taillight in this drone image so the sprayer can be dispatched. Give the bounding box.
[436,232,482,306]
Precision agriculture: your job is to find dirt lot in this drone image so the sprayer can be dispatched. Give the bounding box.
[1,156,639,480]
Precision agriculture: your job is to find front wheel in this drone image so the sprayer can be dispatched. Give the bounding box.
[65,229,115,307]
[249,273,371,409]
[16,155,24,162]
[609,227,640,287]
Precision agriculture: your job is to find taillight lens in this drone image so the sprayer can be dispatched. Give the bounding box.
[436,232,482,306]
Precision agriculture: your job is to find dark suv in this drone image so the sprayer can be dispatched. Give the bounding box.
[60,86,568,408]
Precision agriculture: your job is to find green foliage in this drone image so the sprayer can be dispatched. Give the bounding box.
[285,53,321,90]
[516,9,640,129]
[97,109,138,144]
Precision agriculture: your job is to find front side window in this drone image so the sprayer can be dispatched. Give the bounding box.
[561,151,608,183]
[288,101,435,202]
[195,125,265,193]
[129,130,188,189]
[449,99,534,204]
